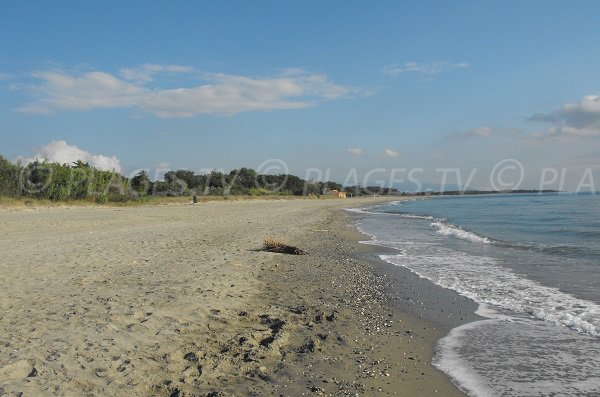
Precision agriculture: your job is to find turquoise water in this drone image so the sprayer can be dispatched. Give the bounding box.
[349,193,600,396]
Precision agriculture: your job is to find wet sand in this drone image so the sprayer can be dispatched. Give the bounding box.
[0,198,467,396]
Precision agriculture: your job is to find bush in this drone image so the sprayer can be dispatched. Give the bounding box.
[0,155,21,197]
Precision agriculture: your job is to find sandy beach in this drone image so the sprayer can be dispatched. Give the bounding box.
[0,198,465,396]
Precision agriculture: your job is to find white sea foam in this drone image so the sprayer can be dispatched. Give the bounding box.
[433,316,496,397]
[398,213,435,220]
[434,304,600,396]
[379,250,600,336]
[353,196,600,396]
[344,207,378,215]
[355,210,600,335]
[389,200,405,206]
[353,222,402,250]
[430,220,492,244]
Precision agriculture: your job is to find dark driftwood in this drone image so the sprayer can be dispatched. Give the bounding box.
[262,239,307,255]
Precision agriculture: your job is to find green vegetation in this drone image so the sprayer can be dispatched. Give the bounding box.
[0,155,20,197]
[0,157,129,203]
[152,168,344,197]
[5,153,549,205]
[0,154,356,204]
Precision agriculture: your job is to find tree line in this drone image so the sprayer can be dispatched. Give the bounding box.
[0,155,360,202]
[131,167,344,197]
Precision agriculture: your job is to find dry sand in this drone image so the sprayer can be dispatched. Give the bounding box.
[0,198,465,396]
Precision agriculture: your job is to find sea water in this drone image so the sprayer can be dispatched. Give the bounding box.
[348,193,600,396]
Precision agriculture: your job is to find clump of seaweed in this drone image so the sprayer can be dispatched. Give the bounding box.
[262,238,307,255]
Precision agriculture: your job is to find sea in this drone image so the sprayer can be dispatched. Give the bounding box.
[348,193,600,397]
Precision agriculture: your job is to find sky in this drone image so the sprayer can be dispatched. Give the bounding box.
[1,0,600,191]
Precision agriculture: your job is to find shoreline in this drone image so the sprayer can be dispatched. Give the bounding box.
[0,198,467,396]
[252,202,469,396]
[346,208,482,333]
[342,206,480,395]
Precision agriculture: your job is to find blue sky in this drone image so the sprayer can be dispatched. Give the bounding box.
[1,1,600,190]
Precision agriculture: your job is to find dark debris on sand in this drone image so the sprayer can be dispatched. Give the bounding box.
[261,238,307,255]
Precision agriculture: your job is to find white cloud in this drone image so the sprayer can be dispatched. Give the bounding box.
[548,126,600,138]
[463,126,494,138]
[347,147,363,156]
[444,126,527,143]
[383,61,469,79]
[383,148,399,157]
[17,66,355,117]
[19,71,143,114]
[18,140,121,172]
[156,162,171,169]
[120,64,194,82]
[468,126,493,137]
[529,95,600,138]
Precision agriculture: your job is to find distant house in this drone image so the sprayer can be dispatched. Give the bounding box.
[331,189,347,198]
